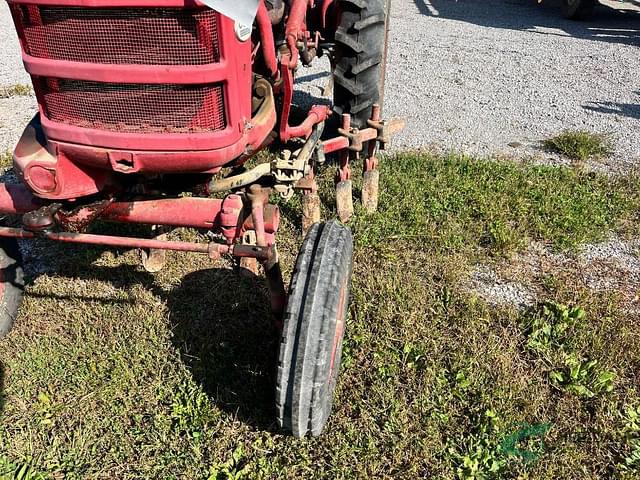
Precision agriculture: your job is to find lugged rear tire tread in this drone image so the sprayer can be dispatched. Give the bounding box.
[332,0,388,128]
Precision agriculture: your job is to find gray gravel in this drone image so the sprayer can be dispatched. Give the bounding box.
[1,0,639,168]
[469,265,536,308]
[0,3,29,87]
[384,0,640,171]
[469,237,640,309]
[0,2,36,154]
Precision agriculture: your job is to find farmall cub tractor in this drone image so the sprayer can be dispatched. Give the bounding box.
[0,0,403,436]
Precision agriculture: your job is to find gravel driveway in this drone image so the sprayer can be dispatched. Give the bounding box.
[1,0,639,171]
[384,0,640,171]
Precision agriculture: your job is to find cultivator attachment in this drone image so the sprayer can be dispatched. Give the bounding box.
[204,103,404,229]
[319,105,405,223]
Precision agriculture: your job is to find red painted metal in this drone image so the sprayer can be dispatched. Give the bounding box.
[0,184,43,214]
[100,197,224,228]
[321,128,379,155]
[278,56,331,142]
[220,194,245,244]
[0,226,215,253]
[287,105,331,140]
[284,0,310,65]
[9,1,255,160]
[34,79,227,134]
[320,0,335,29]
[14,118,111,198]
[14,6,221,65]
[13,95,275,199]
[0,182,230,230]
[7,1,211,6]
[256,1,278,78]
[321,136,349,155]
[364,107,381,171]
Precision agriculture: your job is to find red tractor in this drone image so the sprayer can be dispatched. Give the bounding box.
[0,0,402,436]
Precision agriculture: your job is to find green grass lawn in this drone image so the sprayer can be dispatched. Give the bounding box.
[1,153,640,479]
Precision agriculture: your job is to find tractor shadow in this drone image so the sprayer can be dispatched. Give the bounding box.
[26,245,280,432]
[412,0,640,46]
[0,362,5,415]
[165,267,280,432]
[582,91,640,120]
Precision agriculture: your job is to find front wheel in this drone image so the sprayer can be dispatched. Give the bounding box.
[0,237,24,338]
[562,0,595,19]
[275,221,353,437]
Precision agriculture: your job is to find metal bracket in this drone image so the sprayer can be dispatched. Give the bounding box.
[367,117,406,150]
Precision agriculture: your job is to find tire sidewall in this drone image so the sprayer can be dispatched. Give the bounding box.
[0,238,24,338]
[308,230,353,435]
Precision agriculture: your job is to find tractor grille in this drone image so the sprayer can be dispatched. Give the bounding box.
[11,5,220,65]
[34,78,227,134]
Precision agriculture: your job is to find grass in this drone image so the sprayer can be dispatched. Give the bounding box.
[0,151,13,171]
[1,152,640,479]
[543,130,613,161]
[0,84,32,99]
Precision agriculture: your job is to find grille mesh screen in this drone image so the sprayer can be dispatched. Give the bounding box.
[34,78,227,134]
[12,5,220,65]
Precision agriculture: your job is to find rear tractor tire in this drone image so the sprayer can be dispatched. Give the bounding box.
[0,237,24,338]
[276,221,353,437]
[332,0,389,128]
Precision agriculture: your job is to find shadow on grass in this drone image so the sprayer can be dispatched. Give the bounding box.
[29,247,280,432]
[0,362,4,414]
[166,267,279,432]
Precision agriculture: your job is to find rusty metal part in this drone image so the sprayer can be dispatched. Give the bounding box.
[22,203,61,232]
[321,105,405,155]
[141,225,169,273]
[211,121,325,197]
[335,180,354,223]
[246,184,271,247]
[232,243,274,262]
[0,226,275,261]
[293,177,316,191]
[55,199,113,232]
[242,204,280,235]
[209,163,271,193]
[367,103,406,150]
[220,193,245,245]
[361,170,380,213]
[264,249,286,323]
[0,226,212,254]
[237,228,259,277]
[100,197,221,229]
[337,150,353,183]
[273,121,324,199]
[238,257,260,277]
[301,192,321,234]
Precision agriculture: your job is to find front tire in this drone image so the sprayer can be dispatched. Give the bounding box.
[276,221,353,437]
[0,237,24,338]
[562,0,595,19]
